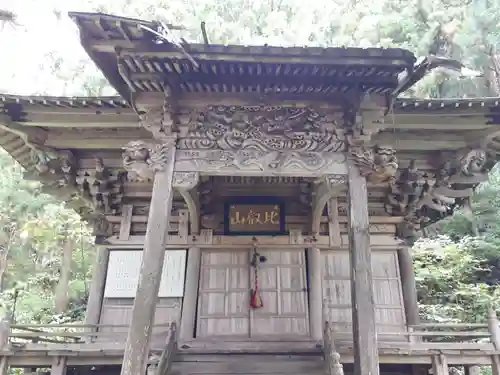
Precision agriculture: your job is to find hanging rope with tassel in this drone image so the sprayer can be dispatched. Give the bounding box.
[250,241,265,309]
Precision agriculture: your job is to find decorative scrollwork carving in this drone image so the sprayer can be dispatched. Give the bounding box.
[177,105,345,152]
[122,139,175,182]
[172,172,200,190]
[174,149,346,175]
[350,145,398,183]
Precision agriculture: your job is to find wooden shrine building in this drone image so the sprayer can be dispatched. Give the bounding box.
[0,11,500,375]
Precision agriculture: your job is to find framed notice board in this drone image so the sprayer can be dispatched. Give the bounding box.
[223,196,286,236]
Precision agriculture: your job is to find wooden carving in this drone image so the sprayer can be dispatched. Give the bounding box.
[75,157,125,214]
[350,145,398,183]
[139,104,175,140]
[174,149,346,176]
[122,140,175,182]
[178,105,345,152]
[27,147,79,199]
[172,172,200,190]
[386,148,495,240]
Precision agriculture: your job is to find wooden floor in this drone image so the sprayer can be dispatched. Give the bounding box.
[3,340,500,367]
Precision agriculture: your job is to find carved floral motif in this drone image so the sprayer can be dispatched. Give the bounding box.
[122,140,175,181]
[177,105,345,152]
[350,145,398,183]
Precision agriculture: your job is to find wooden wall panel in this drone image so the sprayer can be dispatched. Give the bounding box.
[322,249,406,341]
[99,297,182,344]
[104,250,186,298]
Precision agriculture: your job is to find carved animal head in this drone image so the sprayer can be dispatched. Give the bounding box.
[373,145,397,166]
[122,140,151,165]
[460,149,487,176]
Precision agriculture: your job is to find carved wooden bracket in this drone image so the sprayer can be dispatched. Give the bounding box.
[26,147,124,215]
[122,139,176,182]
[349,144,398,184]
[172,172,201,233]
[172,172,200,190]
[312,174,346,234]
[386,147,497,240]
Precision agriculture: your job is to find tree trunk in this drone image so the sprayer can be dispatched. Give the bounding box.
[55,238,73,313]
[0,234,14,292]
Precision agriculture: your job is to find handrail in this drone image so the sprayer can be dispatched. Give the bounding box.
[1,322,174,344]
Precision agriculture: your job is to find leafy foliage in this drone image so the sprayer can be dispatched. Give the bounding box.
[0,150,94,324]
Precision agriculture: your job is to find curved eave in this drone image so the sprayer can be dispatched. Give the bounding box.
[68,12,417,98]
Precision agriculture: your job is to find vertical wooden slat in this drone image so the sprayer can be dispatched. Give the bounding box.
[307,247,323,341]
[179,247,201,341]
[398,246,420,327]
[347,159,379,375]
[178,209,189,241]
[120,146,176,375]
[119,204,133,241]
[431,355,448,375]
[327,198,341,247]
[488,306,500,349]
[85,246,110,338]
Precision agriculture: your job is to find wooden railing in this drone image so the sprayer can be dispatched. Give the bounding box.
[0,321,177,374]
[3,322,172,344]
[321,306,500,375]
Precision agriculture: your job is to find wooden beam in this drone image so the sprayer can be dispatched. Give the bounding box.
[119,205,133,241]
[398,247,420,326]
[105,232,404,249]
[347,159,379,375]
[120,147,176,375]
[84,246,109,335]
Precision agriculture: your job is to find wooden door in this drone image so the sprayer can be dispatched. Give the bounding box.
[250,249,310,337]
[196,250,250,338]
[321,249,406,340]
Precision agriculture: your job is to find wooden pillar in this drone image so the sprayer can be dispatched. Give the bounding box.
[307,247,323,341]
[180,247,201,341]
[398,247,420,326]
[120,146,176,375]
[347,159,379,375]
[51,357,67,375]
[84,246,109,329]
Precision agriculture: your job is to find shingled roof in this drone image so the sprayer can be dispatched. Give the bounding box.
[68,12,418,101]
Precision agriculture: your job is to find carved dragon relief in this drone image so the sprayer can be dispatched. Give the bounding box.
[385,148,496,240]
[178,105,345,152]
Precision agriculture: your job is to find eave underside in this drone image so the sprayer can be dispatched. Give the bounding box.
[1,93,500,233]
